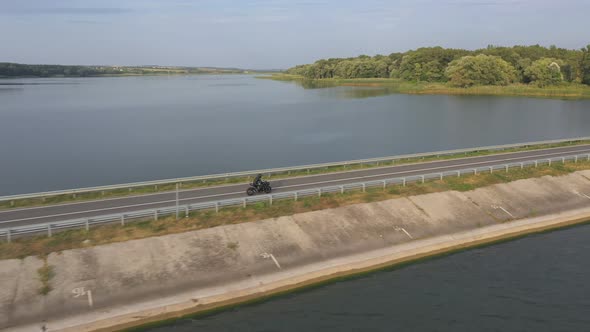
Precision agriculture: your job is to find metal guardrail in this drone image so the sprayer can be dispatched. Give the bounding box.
[1,136,589,205]
[2,153,588,242]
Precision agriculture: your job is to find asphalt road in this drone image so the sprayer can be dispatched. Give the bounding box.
[2,144,590,228]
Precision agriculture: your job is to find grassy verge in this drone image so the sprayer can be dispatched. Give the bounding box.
[2,140,589,211]
[2,160,590,260]
[260,74,590,99]
[37,257,54,295]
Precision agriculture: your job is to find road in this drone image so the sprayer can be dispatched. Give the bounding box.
[2,144,590,228]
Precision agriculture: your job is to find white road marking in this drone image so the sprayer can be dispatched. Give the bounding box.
[491,205,515,218]
[572,190,590,200]
[394,226,413,239]
[72,287,93,307]
[4,146,589,216]
[2,148,589,224]
[260,252,281,269]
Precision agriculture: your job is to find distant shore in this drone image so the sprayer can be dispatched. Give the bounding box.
[260,74,590,99]
[0,62,271,79]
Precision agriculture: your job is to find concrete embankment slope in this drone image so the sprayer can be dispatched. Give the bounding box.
[3,171,590,331]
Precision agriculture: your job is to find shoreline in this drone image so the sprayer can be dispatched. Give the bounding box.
[25,208,590,332]
[259,75,590,99]
[5,170,590,332]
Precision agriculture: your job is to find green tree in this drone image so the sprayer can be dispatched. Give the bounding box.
[445,54,516,87]
[524,58,564,87]
[582,45,590,85]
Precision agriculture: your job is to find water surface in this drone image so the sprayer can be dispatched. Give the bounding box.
[144,223,590,332]
[1,75,589,195]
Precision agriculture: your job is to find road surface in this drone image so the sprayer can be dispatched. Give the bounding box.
[2,144,590,228]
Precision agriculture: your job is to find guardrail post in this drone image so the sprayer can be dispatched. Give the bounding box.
[340,186,344,194]
[215,202,219,213]
[72,193,76,199]
[85,219,89,231]
[457,171,461,177]
[362,183,366,192]
[185,206,189,217]
[520,162,524,169]
[243,198,247,208]
[575,156,578,163]
[383,180,387,190]
[474,168,477,175]
[154,185,158,191]
[587,154,590,161]
[10,200,14,207]
[307,168,310,174]
[505,165,509,172]
[294,192,298,201]
[534,161,538,168]
[562,157,565,164]
[154,210,158,221]
[6,230,11,243]
[318,189,322,197]
[48,224,52,237]
[269,195,273,205]
[121,215,125,226]
[489,166,493,174]
[439,173,443,180]
[402,178,406,187]
[421,175,425,184]
[548,159,552,166]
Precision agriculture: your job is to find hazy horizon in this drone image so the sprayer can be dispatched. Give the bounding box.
[2,0,589,69]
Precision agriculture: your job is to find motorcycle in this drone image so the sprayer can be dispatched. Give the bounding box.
[246,181,272,196]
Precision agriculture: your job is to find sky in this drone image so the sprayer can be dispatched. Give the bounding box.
[1,0,589,69]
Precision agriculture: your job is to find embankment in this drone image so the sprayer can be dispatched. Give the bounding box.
[3,171,590,331]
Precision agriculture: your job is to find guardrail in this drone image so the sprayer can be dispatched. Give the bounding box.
[1,136,590,206]
[2,153,588,242]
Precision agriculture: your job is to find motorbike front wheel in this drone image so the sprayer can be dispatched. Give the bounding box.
[246,187,257,196]
[264,185,272,194]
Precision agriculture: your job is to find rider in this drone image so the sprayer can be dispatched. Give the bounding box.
[253,174,263,189]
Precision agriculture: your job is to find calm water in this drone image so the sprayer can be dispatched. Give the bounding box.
[1,75,590,195]
[144,223,590,332]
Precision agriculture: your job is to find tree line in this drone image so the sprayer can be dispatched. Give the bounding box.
[0,63,245,77]
[287,45,590,87]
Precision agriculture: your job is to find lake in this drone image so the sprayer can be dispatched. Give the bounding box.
[1,75,589,195]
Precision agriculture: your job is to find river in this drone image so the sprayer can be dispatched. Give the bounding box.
[143,223,590,332]
[1,75,589,195]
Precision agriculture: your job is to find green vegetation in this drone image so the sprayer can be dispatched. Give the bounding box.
[0,63,250,78]
[583,46,590,85]
[446,54,516,87]
[3,159,590,261]
[525,58,566,87]
[37,259,55,295]
[2,140,589,210]
[278,44,590,97]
